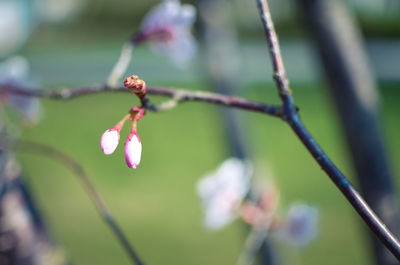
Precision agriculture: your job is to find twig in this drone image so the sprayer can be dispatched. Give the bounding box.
[107,43,136,88]
[106,31,145,88]
[255,0,400,259]
[12,140,146,265]
[256,0,290,97]
[0,84,282,117]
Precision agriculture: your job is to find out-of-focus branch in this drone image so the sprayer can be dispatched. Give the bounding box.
[0,84,282,117]
[0,146,67,265]
[107,43,136,88]
[237,227,270,265]
[255,0,400,260]
[12,140,146,265]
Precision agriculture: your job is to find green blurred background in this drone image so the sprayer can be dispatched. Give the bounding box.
[7,0,400,264]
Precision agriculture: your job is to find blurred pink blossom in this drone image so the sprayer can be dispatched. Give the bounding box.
[136,0,197,66]
[107,0,196,86]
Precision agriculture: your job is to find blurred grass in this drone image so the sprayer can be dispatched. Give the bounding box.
[14,36,400,265]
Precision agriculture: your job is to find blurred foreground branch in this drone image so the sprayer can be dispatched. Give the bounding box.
[0,149,67,265]
[11,140,145,265]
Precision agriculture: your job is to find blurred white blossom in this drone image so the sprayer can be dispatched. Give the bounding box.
[197,158,252,230]
[140,0,197,67]
[0,0,84,57]
[0,1,34,57]
[277,203,319,247]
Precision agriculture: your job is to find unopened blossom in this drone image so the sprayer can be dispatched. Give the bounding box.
[278,203,319,247]
[124,132,142,169]
[137,0,197,66]
[100,128,120,155]
[197,158,252,230]
[124,75,146,98]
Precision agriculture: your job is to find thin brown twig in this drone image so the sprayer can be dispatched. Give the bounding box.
[0,84,282,117]
[256,0,290,96]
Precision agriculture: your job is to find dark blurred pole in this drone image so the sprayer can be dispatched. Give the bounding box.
[196,0,247,159]
[196,1,276,264]
[298,1,400,264]
[0,146,67,265]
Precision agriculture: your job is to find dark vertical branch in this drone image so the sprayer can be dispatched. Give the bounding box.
[196,0,248,159]
[255,0,400,260]
[197,0,277,264]
[297,1,400,264]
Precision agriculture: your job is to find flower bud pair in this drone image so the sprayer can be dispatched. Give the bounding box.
[101,128,142,169]
[100,109,144,169]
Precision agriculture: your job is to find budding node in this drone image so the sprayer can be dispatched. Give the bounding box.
[124,75,147,98]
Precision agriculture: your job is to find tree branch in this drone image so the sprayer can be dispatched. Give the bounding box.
[255,0,400,259]
[12,140,146,265]
[0,84,282,117]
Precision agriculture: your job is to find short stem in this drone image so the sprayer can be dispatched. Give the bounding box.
[113,114,131,131]
[107,42,136,88]
[120,114,131,124]
[131,121,138,135]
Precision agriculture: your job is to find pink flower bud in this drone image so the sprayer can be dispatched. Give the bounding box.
[100,129,120,155]
[124,133,142,169]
